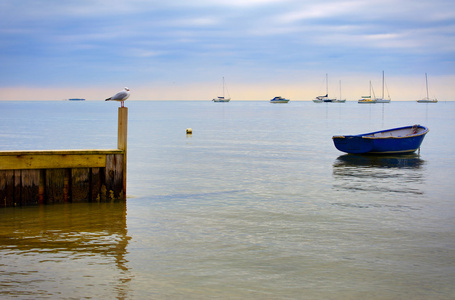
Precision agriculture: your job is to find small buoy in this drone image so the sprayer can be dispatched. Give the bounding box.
[186,128,192,134]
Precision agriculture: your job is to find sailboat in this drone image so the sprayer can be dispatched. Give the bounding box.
[313,74,337,103]
[417,73,437,103]
[374,71,391,103]
[212,77,231,102]
[358,81,376,104]
[335,80,346,103]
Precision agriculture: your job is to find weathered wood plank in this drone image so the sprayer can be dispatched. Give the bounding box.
[0,171,5,207]
[21,169,40,205]
[46,169,66,204]
[5,171,14,207]
[39,170,45,204]
[0,154,107,170]
[105,154,124,200]
[0,170,15,207]
[63,169,70,203]
[71,168,90,202]
[91,167,102,202]
[14,170,21,205]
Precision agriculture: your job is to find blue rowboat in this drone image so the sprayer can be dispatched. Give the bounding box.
[332,125,429,154]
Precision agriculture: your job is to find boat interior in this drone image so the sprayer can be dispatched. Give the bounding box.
[363,125,424,138]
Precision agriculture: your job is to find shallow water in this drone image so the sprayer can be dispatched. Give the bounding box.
[1,100,455,299]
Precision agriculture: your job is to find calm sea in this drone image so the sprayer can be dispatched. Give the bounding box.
[1,100,454,299]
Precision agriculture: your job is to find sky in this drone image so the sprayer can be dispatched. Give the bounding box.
[1,0,454,101]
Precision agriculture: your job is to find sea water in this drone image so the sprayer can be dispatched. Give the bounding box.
[1,100,454,299]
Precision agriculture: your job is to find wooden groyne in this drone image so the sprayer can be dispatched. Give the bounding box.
[0,107,128,207]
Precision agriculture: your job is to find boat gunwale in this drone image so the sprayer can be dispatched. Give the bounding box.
[332,125,429,140]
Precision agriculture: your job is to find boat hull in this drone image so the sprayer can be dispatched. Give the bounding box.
[332,125,429,154]
[417,99,437,103]
[358,99,376,104]
[375,99,391,103]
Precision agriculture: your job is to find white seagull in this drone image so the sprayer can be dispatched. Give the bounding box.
[105,87,130,107]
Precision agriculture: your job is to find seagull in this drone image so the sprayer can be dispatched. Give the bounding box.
[105,87,130,107]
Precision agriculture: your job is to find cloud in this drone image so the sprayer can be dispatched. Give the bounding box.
[0,0,454,100]
[276,1,366,23]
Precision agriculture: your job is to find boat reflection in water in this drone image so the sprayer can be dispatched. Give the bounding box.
[0,202,131,299]
[332,154,425,196]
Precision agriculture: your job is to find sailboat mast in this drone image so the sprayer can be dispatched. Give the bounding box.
[326,73,328,96]
[382,70,384,99]
[425,73,429,100]
[339,80,342,99]
[222,77,225,98]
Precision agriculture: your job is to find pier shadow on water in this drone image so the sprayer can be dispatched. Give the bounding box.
[0,202,132,299]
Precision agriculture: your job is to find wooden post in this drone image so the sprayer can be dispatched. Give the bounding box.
[117,107,128,200]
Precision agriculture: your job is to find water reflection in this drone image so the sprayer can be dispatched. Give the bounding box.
[332,154,425,195]
[0,202,131,299]
[334,153,424,169]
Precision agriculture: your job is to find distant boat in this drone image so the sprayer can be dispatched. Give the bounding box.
[313,95,326,103]
[212,77,230,102]
[212,96,230,102]
[68,98,85,101]
[374,71,391,103]
[314,74,337,103]
[358,81,376,104]
[335,80,346,103]
[270,96,289,103]
[358,96,375,104]
[417,73,437,103]
[332,125,429,154]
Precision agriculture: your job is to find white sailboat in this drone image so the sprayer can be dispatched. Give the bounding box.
[313,74,337,103]
[335,80,346,103]
[417,73,437,103]
[374,71,391,103]
[212,77,231,102]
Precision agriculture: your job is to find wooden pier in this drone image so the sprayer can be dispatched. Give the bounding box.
[0,107,128,207]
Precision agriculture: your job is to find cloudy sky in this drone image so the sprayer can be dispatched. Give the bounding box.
[1,0,454,100]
